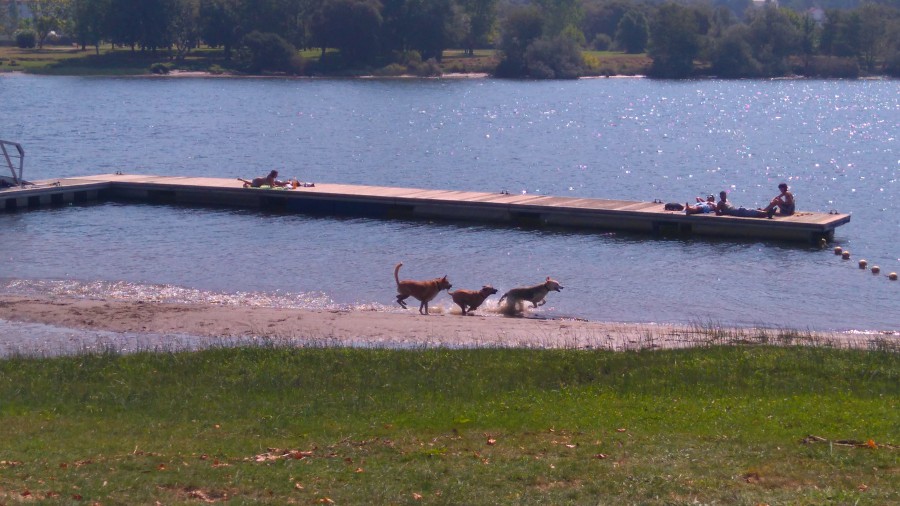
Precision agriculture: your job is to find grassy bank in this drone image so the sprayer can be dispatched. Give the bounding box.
[0,345,896,504]
[0,45,651,77]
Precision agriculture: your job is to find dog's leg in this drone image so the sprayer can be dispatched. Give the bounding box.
[419,301,428,315]
[396,294,409,309]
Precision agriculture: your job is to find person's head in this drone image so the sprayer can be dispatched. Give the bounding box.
[268,170,279,179]
[719,191,727,200]
[706,194,715,202]
[778,182,788,192]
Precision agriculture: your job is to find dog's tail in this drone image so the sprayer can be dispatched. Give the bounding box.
[394,262,403,286]
[498,292,508,304]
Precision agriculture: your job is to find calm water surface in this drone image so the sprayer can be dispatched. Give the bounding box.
[1,75,897,334]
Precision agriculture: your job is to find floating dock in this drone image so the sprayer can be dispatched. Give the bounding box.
[1,174,851,243]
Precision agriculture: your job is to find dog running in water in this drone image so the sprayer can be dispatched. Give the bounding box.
[498,277,563,315]
[449,285,498,316]
[394,262,452,315]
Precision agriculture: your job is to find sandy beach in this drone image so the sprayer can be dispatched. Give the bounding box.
[0,295,892,357]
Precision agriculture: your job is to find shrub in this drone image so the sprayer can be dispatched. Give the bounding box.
[237,31,300,74]
[15,30,36,49]
[150,63,170,74]
[410,58,442,77]
[373,63,406,76]
[523,35,585,79]
[804,56,859,78]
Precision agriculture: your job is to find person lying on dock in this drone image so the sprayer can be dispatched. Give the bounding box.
[237,170,290,188]
[761,182,795,218]
[715,191,768,218]
[684,195,717,214]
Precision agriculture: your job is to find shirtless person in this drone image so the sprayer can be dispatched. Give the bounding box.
[237,170,288,188]
[762,182,795,218]
[684,194,717,215]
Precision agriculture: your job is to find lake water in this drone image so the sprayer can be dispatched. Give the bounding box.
[1,74,897,335]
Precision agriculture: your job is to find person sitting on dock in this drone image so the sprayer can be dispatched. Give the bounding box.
[715,191,768,218]
[684,195,717,215]
[761,182,795,218]
[237,170,289,188]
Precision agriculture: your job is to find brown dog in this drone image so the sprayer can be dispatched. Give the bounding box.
[394,262,452,315]
[498,277,563,314]
[449,285,498,316]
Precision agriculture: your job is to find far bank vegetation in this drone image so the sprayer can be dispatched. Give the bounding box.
[1,0,897,79]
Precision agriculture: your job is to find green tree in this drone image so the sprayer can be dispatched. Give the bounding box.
[746,6,801,76]
[581,0,631,43]
[536,0,581,38]
[857,3,896,72]
[402,0,455,61]
[31,0,71,49]
[648,3,703,78]
[107,0,142,50]
[311,0,382,65]
[821,9,861,57]
[458,0,497,55]
[797,12,818,74]
[199,0,243,58]
[710,24,761,77]
[171,0,201,60]
[495,4,544,77]
[614,10,648,53]
[72,0,109,53]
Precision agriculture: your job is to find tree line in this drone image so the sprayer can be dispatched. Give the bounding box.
[4,0,899,78]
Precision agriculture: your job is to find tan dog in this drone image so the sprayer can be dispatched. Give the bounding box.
[498,277,563,314]
[394,262,452,315]
[449,285,498,316]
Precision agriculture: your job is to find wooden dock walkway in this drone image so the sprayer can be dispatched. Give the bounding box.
[1,174,851,243]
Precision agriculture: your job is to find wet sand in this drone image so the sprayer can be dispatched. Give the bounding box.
[0,295,892,357]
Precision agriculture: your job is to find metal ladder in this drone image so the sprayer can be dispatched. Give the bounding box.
[0,140,25,188]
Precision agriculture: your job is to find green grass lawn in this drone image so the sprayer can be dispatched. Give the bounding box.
[0,345,896,504]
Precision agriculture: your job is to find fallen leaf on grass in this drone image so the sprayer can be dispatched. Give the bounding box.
[251,449,314,462]
[616,428,627,433]
[487,438,497,446]
[0,460,23,467]
[317,497,334,504]
[858,484,868,492]
[412,493,423,500]
[593,454,607,459]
